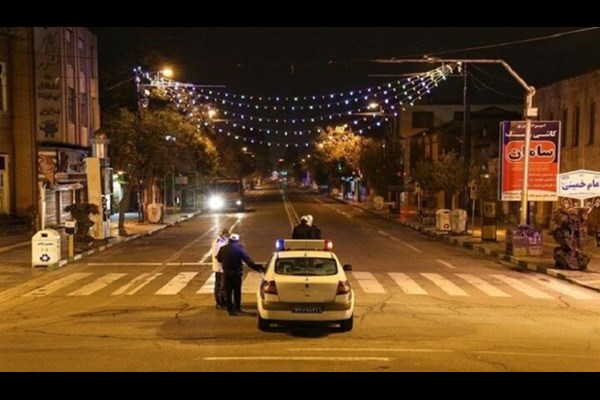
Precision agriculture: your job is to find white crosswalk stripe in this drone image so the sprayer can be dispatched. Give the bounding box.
[526,276,596,300]
[388,273,427,295]
[352,272,386,294]
[421,273,469,296]
[155,272,198,295]
[242,271,262,293]
[198,272,216,294]
[18,270,598,301]
[25,273,93,297]
[112,273,162,296]
[455,273,510,298]
[491,274,553,299]
[68,273,127,296]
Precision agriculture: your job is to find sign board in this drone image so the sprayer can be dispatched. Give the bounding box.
[557,170,600,200]
[499,121,560,202]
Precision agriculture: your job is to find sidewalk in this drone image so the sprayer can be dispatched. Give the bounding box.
[0,211,201,269]
[332,195,600,293]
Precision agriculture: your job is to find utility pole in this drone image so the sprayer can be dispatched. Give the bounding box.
[462,63,471,211]
[373,58,536,226]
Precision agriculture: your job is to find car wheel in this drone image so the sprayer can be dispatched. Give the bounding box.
[340,315,353,332]
[258,315,271,331]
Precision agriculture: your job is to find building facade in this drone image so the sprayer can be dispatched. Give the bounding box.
[534,68,600,228]
[0,27,99,230]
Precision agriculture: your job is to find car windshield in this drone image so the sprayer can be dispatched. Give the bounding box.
[274,258,337,276]
[211,182,240,193]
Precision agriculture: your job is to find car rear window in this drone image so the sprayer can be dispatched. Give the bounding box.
[274,258,337,276]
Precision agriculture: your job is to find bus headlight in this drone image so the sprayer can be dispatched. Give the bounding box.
[209,196,225,210]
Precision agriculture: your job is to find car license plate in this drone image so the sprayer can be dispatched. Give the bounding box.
[292,306,324,314]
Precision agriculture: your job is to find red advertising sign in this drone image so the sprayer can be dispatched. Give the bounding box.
[499,121,561,202]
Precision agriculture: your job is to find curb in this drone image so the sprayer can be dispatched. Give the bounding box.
[46,211,202,271]
[330,196,600,293]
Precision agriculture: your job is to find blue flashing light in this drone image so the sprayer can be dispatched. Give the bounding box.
[275,239,285,251]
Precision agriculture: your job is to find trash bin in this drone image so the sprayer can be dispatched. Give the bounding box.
[436,209,451,232]
[511,226,529,257]
[450,209,468,234]
[147,203,164,224]
[527,228,543,256]
[32,229,61,267]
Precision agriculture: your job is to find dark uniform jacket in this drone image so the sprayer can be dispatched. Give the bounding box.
[217,242,263,273]
[292,222,312,239]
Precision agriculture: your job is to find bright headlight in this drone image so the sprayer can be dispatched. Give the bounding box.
[209,196,225,210]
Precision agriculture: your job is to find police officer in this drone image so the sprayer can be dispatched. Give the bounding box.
[292,216,312,239]
[211,228,230,309]
[306,215,322,239]
[216,233,263,316]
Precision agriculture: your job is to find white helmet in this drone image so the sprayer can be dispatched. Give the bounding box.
[306,215,314,226]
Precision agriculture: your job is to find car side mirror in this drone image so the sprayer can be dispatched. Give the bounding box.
[343,264,353,272]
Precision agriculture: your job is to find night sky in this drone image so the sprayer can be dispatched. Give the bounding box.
[91,27,600,101]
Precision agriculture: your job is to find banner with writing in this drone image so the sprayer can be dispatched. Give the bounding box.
[557,170,600,200]
[499,121,561,202]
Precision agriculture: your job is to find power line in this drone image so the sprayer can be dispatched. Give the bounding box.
[429,27,600,57]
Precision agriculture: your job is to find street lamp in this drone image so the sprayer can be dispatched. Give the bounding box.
[132,66,181,222]
[373,58,536,226]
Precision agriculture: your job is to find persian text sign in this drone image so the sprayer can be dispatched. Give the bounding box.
[500,121,561,202]
[557,170,600,200]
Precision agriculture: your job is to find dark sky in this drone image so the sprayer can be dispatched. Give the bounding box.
[91,27,600,101]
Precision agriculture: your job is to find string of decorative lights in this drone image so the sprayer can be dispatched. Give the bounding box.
[158,70,449,132]
[139,64,456,148]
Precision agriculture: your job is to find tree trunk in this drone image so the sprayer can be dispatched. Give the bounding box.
[118,182,130,236]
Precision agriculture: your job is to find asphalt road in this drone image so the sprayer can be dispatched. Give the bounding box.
[0,184,599,371]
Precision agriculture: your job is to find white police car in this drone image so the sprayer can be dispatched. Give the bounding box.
[257,239,354,332]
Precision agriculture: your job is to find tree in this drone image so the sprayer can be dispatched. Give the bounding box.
[314,126,362,189]
[412,151,464,209]
[103,107,218,229]
[434,151,464,209]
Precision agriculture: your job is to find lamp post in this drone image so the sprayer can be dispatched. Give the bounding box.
[373,58,536,226]
[133,67,145,222]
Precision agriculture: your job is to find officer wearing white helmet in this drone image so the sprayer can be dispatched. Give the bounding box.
[292,215,312,239]
[305,214,322,239]
[216,233,263,316]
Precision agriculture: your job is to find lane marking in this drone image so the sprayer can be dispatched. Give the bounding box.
[25,273,93,297]
[351,272,386,294]
[388,273,427,295]
[436,260,456,270]
[155,272,198,295]
[288,348,600,359]
[68,273,127,296]
[422,273,469,296]
[455,274,510,298]
[203,357,391,362]
[289,348,454,353]
[400,241,422,254]
[87,263,162,266]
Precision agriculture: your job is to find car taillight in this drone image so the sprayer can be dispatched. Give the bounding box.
[336,280,351,295]
[261,280,278,295]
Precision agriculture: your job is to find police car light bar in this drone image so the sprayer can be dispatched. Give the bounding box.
[275,239,333,251]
